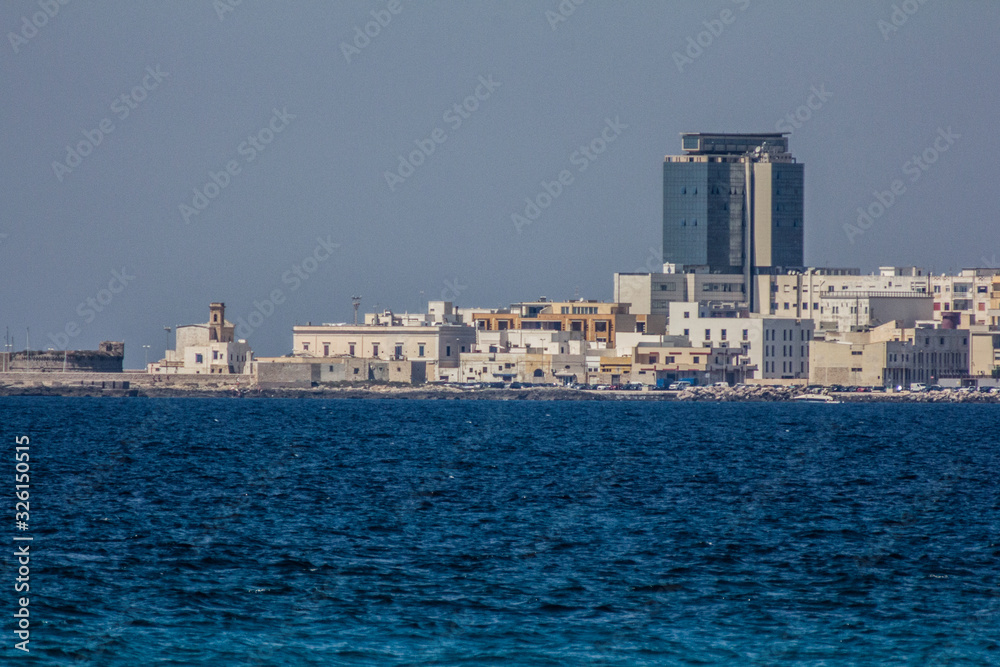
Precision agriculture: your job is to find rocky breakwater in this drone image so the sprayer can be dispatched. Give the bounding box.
[673,384,1000,403]
[832,389,1000,404]
[674,385,802,402]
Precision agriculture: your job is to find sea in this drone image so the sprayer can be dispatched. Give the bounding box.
[2,396,998,665]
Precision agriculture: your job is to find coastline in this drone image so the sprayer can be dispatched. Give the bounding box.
[1,379,998,402]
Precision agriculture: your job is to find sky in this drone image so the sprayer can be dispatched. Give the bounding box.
[2,0,998,367]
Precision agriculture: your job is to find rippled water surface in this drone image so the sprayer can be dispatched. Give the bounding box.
[4,397,999,665]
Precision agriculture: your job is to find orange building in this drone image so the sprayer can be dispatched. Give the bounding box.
[471,300,664,347]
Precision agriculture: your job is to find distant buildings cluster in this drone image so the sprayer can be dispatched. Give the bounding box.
[10,133,998,390]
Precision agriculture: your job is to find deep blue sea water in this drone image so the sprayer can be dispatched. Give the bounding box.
[1,397,998,665]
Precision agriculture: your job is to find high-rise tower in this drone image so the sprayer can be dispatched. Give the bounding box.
[662,132,804,310]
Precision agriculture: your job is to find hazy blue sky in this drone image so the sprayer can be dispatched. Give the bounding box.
[3,0,998,366]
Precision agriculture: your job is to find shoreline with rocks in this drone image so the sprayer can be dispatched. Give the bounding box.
[2,380,999,402]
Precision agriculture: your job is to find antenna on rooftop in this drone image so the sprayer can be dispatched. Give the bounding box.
[351,296,361,325]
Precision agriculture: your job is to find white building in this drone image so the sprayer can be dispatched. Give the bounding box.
[150,302,253,375]
[292,303,477,381]
[666,302,813,380]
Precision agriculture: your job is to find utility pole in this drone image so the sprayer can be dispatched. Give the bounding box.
[744,152,756,314]
[351,296,361,325]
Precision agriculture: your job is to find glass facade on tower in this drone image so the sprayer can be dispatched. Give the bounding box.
[663,133,803,275]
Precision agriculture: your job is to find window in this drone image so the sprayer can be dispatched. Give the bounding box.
[684,311,690,319]
[683,329,690,337]
[742,329,749,341]
[704,329,711,341]
[418,344,425,357]
[195,353,203,364]
[446,346,451,357]
[349,343,355,356]
[323,343,330,356]
[212,350,219,360]
[302,343,309,351]
[395,345,403,359]
[372,344,379,357]
[721,329,727,340]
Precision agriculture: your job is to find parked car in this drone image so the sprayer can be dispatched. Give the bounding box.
[910,383,926,392]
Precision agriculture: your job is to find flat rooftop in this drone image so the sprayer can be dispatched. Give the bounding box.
[678,132,789,155]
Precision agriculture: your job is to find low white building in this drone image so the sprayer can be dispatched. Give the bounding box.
[816,292,933,333]
[292,308,477,381]
[666,302,813,380]
[150,302,253,375]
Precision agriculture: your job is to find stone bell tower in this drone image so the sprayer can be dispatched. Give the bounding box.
[209,302,225,342]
